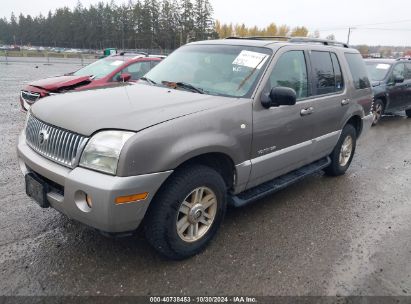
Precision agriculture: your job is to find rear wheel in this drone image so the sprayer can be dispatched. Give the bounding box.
[324,124,357,177]
[144,165,227,260]
[372,99,385,125]
[406,109,411,118]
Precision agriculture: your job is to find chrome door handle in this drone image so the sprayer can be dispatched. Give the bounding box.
[341,99,351,106]
[300,107,314,116]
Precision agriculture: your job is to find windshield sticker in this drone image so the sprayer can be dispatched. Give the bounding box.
[376,64,390,70]
[232,51,268,69]
[110,60,124,66]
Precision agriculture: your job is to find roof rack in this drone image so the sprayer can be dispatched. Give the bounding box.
[226,36,290,41]
[225,36,349,48]
[396,57,411,61]
[289,37,349,48]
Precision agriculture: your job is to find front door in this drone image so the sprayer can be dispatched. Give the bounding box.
[248,48,316,189]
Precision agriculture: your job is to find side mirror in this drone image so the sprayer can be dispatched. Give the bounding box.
[118,73,132,82]
[394,75,405,84]
[261,87,297,109]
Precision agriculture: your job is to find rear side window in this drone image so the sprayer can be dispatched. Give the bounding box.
[406,63,411,80]
[344,53,371,90]
[310,51,336,95]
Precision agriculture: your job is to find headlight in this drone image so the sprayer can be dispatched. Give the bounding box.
[80,131,134,175]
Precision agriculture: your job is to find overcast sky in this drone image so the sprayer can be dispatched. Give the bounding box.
[2,0,411,46]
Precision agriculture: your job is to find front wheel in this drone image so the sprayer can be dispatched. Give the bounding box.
[144,165,227,260]
[324,124,357,177]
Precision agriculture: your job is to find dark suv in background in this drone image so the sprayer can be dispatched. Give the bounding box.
[365,58,411,125]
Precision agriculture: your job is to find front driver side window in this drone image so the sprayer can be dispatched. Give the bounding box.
[269,51,308,100]
[113,61,152,81]
[126,61,152,80]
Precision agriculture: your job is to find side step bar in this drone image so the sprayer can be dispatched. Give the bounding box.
[229,157,331,208]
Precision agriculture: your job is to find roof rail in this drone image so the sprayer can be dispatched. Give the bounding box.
[225,36,290,41]
[396,57,411,61]
[149,55,167,59]
[289,37,349,48]
[225,36,349,48]
[118,51,149,57]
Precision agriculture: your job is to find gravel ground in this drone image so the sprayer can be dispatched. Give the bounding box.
[1,59,411,297]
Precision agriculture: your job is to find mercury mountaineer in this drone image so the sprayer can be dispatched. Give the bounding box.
[17,37,373,259]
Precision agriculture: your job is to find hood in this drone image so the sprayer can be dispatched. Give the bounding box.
[29,75,92,92]
[31,84,233,136]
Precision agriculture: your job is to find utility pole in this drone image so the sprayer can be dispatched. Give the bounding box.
[347,27,356,45]
[122,20,125,50]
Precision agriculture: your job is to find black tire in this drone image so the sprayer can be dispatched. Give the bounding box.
[144,165,227,260]
[324,124,357,177]
[406,109,411,118]
[372,99,385,126]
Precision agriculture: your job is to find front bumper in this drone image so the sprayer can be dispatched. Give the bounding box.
[361,114,374,137]
[17,132,172,233]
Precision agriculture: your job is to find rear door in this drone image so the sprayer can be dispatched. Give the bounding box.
[307,50,349,162]
[343,52,373,115]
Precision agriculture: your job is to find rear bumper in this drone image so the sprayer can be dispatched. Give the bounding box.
[17,132,172,233]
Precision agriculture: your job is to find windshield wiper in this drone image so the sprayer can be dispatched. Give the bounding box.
[140,76,157,85]
[162,81,205,94]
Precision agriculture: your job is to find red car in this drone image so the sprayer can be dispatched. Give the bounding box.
[20,52,164,111]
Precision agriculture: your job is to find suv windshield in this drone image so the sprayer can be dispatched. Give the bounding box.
[366,62,392,81]
[145,44,272,98]
[73,57,126,79]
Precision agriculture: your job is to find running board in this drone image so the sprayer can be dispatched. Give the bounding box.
[229,157,331,208]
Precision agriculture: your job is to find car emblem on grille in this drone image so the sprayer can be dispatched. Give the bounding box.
[38,129,49,146]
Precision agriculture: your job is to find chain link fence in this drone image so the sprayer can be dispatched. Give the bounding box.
[0,48,172,66]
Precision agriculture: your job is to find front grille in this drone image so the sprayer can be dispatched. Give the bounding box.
[25,114,88,168]
[21,91,41,103]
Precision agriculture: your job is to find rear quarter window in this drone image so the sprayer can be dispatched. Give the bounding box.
[344,53,371,90]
